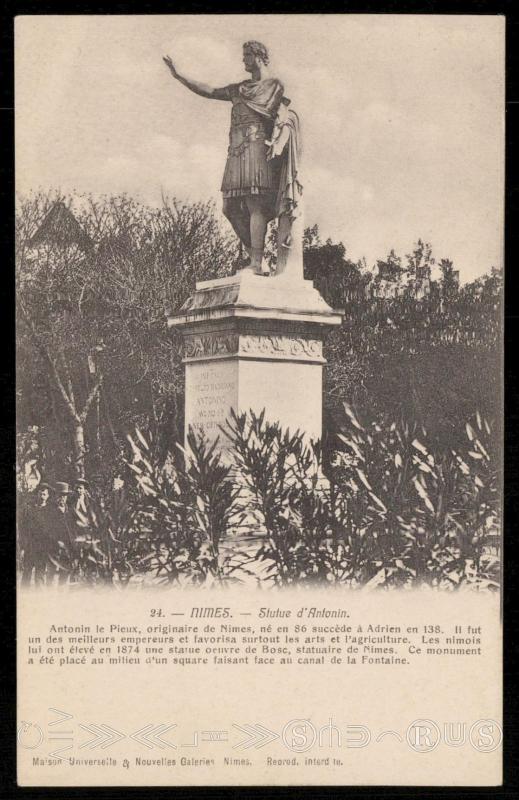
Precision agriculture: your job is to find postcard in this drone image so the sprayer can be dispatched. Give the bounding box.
[16,14,503,786]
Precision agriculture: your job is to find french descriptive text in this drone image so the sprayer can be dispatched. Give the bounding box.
[25,605,483,668]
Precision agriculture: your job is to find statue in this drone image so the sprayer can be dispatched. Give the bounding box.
[163,41,302,278]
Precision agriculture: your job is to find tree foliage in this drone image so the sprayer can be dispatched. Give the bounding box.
[17,192,238,488]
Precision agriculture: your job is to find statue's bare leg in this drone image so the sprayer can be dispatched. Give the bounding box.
[223,196,276,274]
[245,196,274,274]
[223,198,251,261]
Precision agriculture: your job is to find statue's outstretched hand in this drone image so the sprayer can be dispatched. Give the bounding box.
[163,55,178,78]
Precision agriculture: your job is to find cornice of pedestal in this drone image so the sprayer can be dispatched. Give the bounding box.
[167,269,344,330]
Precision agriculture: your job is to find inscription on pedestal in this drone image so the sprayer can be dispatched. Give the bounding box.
[186,362,237,443]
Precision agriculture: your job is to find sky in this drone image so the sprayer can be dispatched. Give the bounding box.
[16,14,504,282]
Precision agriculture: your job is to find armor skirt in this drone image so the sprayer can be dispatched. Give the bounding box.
[221,120,281,198]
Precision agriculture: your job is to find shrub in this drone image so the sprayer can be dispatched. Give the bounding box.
[121,427,248,586]
[18,412,500,592]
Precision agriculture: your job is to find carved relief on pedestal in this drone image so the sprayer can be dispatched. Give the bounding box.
[184,332,323,361]
[240,334,322,359]
[184,332,323,362]
[184,333,239,359]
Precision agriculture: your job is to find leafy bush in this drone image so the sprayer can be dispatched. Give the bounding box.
[120,427,249,586]
[224,410,330,586]
[18,408,500,592]
[220,407,500,591]
[329,406,500,590]
[19,407,500,591]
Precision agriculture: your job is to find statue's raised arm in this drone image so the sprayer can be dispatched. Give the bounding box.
[163,55,230,100]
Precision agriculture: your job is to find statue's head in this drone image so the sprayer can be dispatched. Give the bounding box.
[243,41,269,72]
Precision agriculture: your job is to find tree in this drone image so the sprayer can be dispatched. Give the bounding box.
[438,258,459,298]
[377,249,402,280]
[464,266,502,303]
[405,239,434,279]
[16,192,238,484]
[372,249,404,296]
[303,225,370,307]
[17,194,102,478]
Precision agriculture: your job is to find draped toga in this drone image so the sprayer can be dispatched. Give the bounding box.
[219,78,284,199]
[216,77,302,218]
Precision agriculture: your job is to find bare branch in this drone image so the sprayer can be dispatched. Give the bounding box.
[79,375,103,423]
[61,353,76,408]
[18,299,80,423]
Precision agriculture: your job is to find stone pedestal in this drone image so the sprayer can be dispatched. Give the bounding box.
[167,269,343,452]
